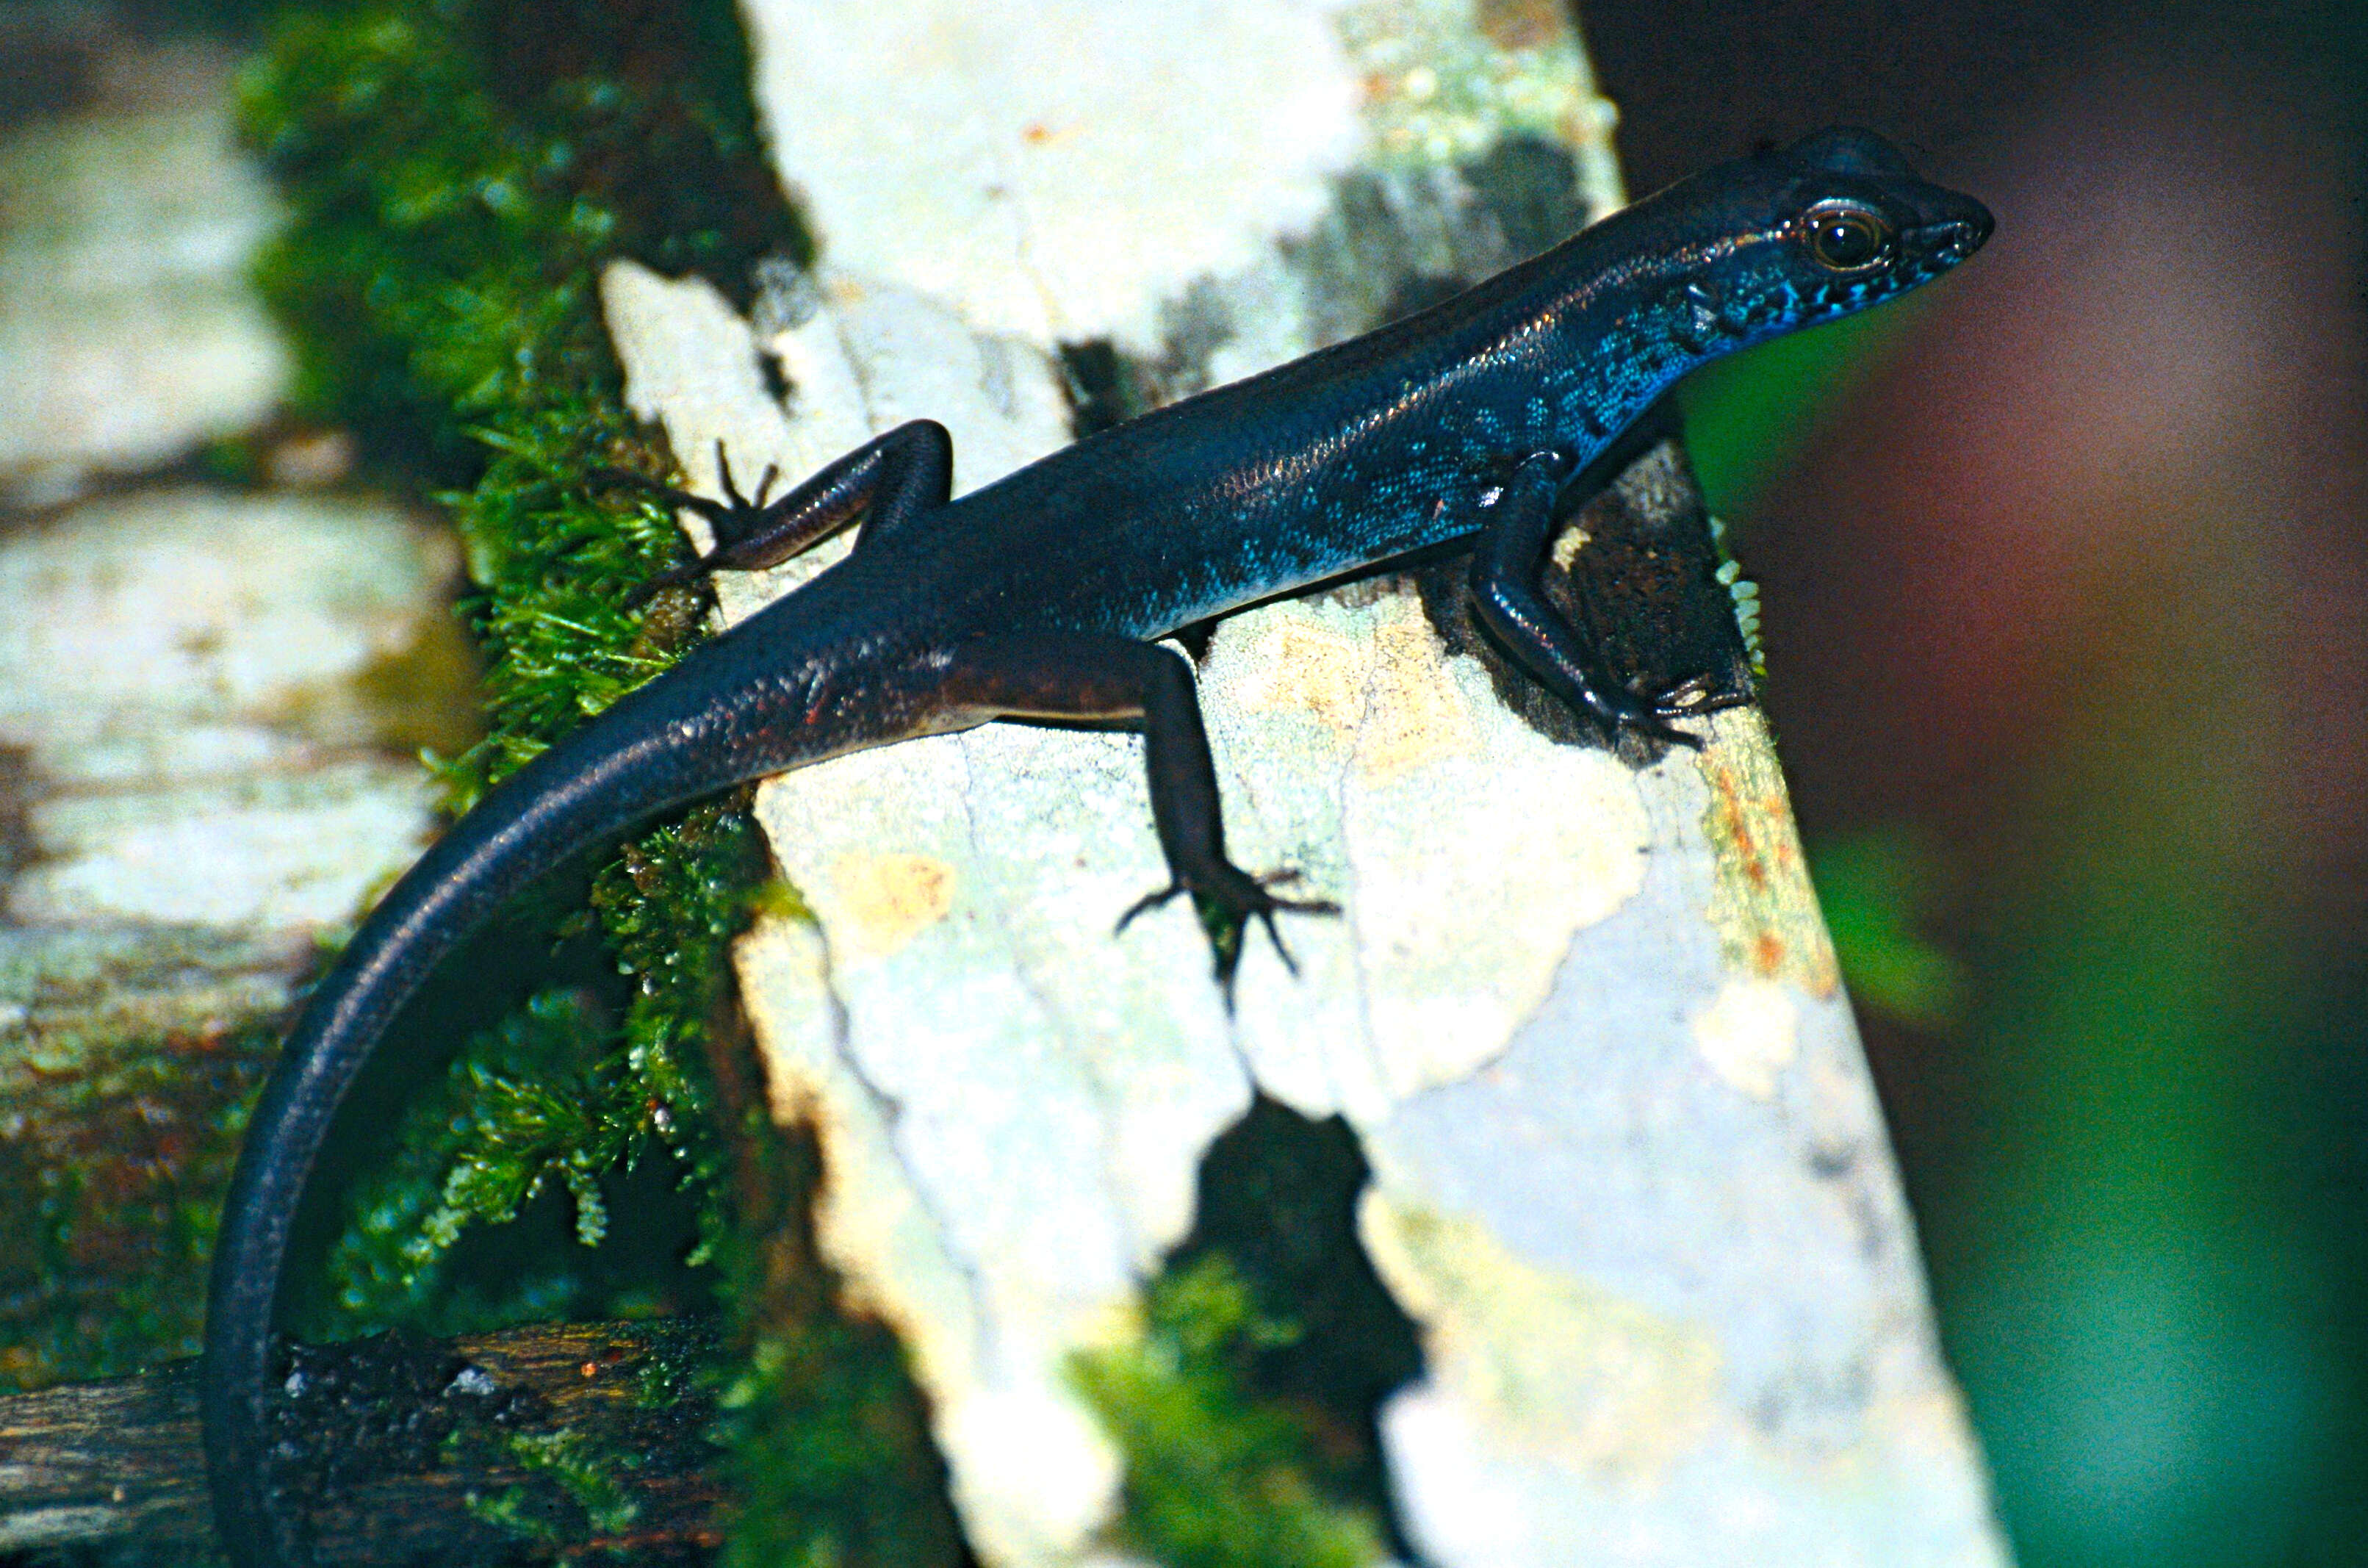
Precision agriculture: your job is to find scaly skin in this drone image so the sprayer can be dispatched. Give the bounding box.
[203,127,1989,1565]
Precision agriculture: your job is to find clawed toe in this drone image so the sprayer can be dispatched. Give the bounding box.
[594,450,796,606]
[589,465,733,528]
[1646,672,1716,717]
[1244,893,1341,979]
[1598,700,1699,750]
[713,441,772,512]
[1114,882,1187,935]
[1115,865,1339,996]
[1630,712,1705,750]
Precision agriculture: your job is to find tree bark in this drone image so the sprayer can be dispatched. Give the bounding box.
[598,3,2012,1564]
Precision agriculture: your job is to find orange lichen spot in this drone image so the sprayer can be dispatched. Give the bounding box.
[1698,711,1843,996]
[829,852,957,960]
[1478,0,1564,51]
[1708,760,1772,891]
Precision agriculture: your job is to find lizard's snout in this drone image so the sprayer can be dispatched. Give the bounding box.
[1908,196,1994,265]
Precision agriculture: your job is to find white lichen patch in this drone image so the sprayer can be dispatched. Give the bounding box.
[1691,975,1802,1101]
[741,2,1363,353]
[1373,1202,2009,1568]
[1198,592,1650,1121]
[1361,1195,1722,1473]
[0,487,452,947]
[1349,708,2004,1566]
[744,727,1245,1567]
[825,852,960,961]
[0,48,288,498]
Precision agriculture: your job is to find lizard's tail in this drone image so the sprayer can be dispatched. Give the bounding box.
[201,609,874,1567]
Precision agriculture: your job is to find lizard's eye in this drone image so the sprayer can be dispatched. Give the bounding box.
[1801,201,1892,272]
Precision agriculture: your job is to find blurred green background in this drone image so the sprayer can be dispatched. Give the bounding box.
[1591,1,2368,1562]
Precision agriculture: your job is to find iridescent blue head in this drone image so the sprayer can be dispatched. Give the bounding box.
[1608,127,1993,362]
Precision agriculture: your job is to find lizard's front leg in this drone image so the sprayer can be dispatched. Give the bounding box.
[1466,450,1711,749]
[594,418,954,603]
[939,630,1336,993]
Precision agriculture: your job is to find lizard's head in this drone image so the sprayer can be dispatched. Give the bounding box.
[1635,126,1993,347]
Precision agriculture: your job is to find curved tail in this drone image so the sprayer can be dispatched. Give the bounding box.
[201,612,863,1567]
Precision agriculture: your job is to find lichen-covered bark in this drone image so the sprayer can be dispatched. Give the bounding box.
[600,3,2011,1564]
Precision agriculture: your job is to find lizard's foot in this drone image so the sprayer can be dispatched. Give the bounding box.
[1594,672,1719,750]
[1118,863,1339,999]
[591,443,785,605]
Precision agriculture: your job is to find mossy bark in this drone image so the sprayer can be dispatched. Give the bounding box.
[0,1,965,1561]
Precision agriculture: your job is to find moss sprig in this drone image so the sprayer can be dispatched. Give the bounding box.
[1071,1255,1390,1568]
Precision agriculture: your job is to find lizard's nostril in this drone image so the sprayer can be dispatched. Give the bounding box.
[1910,218,1982,261]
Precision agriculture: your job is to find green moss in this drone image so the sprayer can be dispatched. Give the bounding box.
[234,0,793,1333]
[323,990,621,1325]
[472,1426,644,1544]
[234,2,965,1559]
[307,807,766,1341]
[238,0,801,484]
[1071,1256,1389,1568]
[1069,1101,1420,1568]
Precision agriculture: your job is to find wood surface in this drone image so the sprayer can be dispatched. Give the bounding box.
[597,2,2012,1563]
[0,1317,726,1565]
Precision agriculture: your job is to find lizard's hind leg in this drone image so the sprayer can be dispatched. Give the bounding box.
[939,630,1336,994]
[594,419,954,603]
